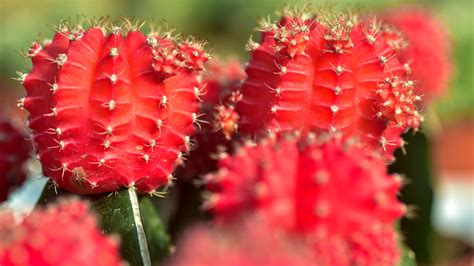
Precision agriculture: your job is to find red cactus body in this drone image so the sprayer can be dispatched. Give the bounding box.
[0,198,121,266]
[177,59,245,179]
[20,22,208,194]
[383,7,452,104]
[205,135,405,265]
[237,11,423,161]
[204,137,298,229]
[167,217,314,266]
[0,115,30,201]
[202,59,245,105]
[204,60,244,140]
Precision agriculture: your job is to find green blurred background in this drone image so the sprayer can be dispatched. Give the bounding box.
[1,0,472,265]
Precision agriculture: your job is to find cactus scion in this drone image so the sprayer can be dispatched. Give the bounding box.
[237,9,423,161]
[20,21,208,194]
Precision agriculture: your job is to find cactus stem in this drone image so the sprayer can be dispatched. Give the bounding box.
[128,185,152,266]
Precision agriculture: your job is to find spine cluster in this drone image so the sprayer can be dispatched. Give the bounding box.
[383,7,452,104]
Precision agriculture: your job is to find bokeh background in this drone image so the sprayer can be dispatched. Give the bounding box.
[1,0,472,265]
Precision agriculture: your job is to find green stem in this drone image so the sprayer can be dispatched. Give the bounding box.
[128,186,152,266]
[37,181,171,265]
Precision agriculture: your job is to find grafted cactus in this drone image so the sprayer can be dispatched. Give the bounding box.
[236,8,423,161]
[19,20,208,194]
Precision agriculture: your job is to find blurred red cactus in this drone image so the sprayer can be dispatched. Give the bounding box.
[383,6,453,104]
[177,59,245,179]
[205,135,405,265]
[167,216,315,266]
[0,114,30,202]
[0,198,121,266]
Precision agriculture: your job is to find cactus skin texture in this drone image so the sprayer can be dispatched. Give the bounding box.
[205,135,405,265]
[20,21,208,194]
[167,217,315,266]
[383,6,452,104]
[237,10,423,161]
[0,198,121,266]
[0,116,30,202]
[177,59,245,179]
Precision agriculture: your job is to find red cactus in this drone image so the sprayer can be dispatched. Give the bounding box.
[19,21,208,194]
[176,59,245,179]
[237,10,423,161]
[205,135,405,265]
[204,137,298,230]
[0,115,30,201]
[383,7,452,104]
[167,216,314,266]
[204,59,244,140]
[0,198,121,266]
[203,59,245,104]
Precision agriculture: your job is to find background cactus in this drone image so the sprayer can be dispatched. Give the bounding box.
[167,216,315,266]
[176,59,245,180]
[0,114,30,202]
[205,135,406,265]
[383,6,453,105]
[0,198,122,266]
